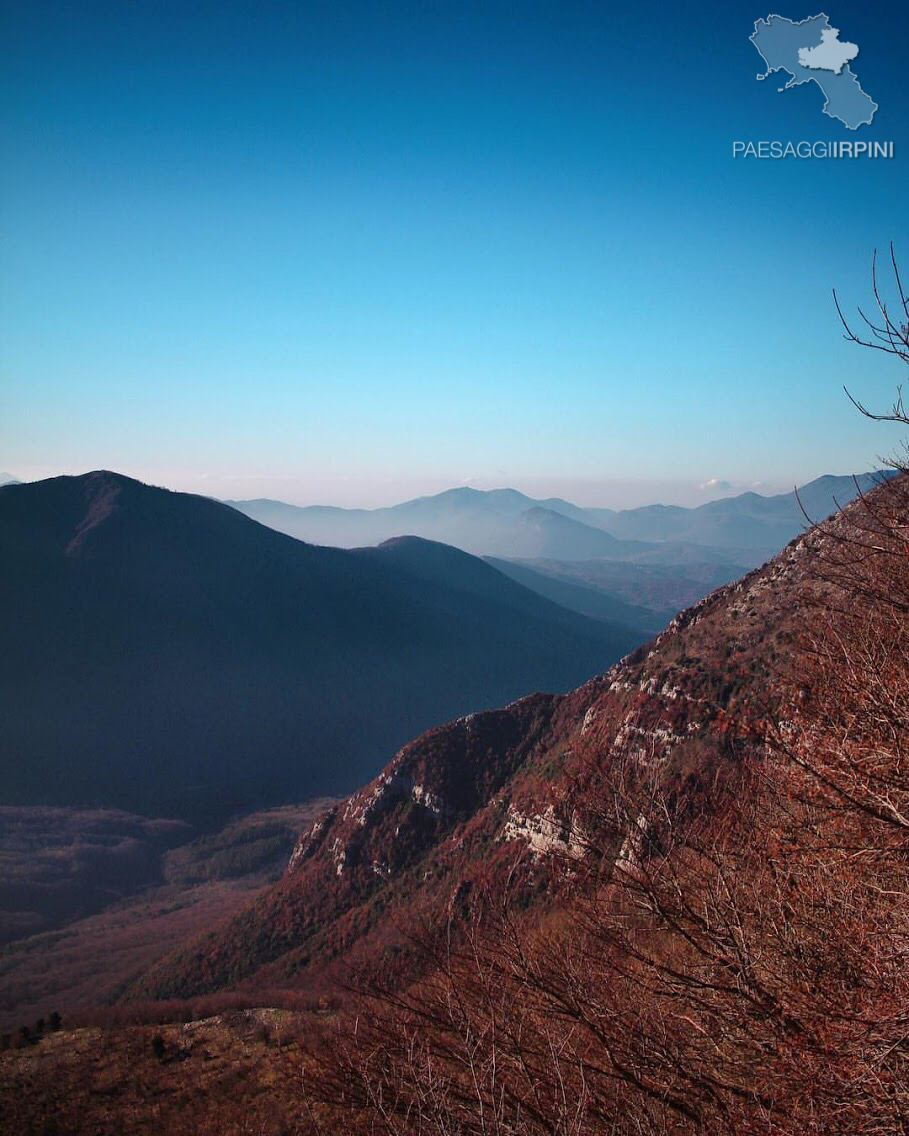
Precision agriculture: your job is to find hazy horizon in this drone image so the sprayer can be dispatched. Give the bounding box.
[0,462,884,511]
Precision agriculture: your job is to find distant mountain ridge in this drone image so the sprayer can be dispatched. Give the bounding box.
[0,472,642,825]
[228,472,890,562]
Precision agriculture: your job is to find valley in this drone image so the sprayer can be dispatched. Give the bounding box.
[0,802,335,1033]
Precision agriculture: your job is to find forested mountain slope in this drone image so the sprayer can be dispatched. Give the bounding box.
[0,472,640,824]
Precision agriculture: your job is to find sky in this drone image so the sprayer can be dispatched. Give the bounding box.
[1,0,907,508]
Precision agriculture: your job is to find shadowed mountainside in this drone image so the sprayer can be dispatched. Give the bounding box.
[483,556,674,632]
[0,473,643,825]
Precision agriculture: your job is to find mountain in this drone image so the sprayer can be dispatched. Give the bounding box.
[493,556,744,621]
[486,506,630,559]
[0,473,644,825]
[230,491,633,560]
[591,470,892,547]
[229,472,886,556]
[231,494,759,569]
[131,472,832,1003]
[227,487,543,551]
[0,473,21,486]
[228,473,888,563]
[484,556,674,631]
[8,476,905,1134]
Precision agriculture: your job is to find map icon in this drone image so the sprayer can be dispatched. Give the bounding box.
[751,14,877,129]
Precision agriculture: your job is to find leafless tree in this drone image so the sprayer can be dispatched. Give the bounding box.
[834,243,909,426]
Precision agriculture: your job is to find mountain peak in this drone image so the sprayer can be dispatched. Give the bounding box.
[403,486,535,511]
[0,472,640,824]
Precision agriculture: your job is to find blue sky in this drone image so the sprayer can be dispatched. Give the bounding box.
[2,0,907,506]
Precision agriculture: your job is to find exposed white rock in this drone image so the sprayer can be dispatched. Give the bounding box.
[502,806,585,860]
[411,782,448,818]
[330,836,352,877]
[581,705,599,734]
[615,812,650,877]
[287,811,333,873]
[347,766,452,829]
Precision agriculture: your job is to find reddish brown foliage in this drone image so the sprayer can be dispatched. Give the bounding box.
[300,470,909,1134]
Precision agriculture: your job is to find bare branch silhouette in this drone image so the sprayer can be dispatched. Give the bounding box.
[835,245,909,425]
